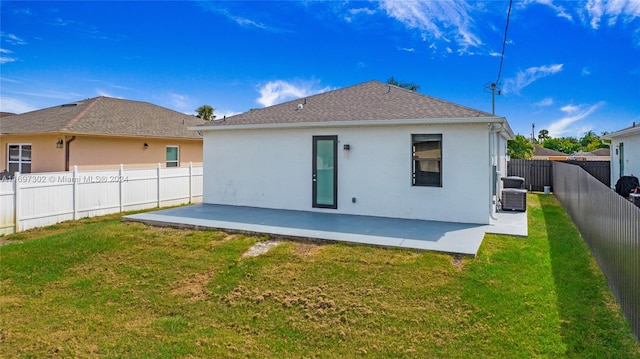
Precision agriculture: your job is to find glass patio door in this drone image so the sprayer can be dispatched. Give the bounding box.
[312,136,337,209]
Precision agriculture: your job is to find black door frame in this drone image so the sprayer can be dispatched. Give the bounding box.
[312,135,338,209]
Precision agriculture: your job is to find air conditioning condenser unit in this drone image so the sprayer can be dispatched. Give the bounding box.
[502,188,527,211]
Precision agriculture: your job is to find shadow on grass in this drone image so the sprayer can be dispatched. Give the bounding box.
[540,194,639,357]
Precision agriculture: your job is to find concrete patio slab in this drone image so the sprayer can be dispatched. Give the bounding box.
[123,204,527,256]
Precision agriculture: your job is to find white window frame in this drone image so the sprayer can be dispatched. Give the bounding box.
[7,143,32,175]
[166,146,179,168]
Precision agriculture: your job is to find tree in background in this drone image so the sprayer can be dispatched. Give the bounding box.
[387,76,421,92]
[542,137,581,154]
[579,130,607,152]
[536,130,608,154]
[538,129,549,143]
[196,105,215,121]
[507,134,534,159]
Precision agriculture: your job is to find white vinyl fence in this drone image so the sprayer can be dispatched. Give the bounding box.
[0,164,203,235]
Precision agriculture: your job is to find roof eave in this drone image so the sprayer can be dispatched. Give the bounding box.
[602,125,640,139]
[190,116,509,132]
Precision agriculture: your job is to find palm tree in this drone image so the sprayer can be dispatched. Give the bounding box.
[387,76,421,92]
[538,129,549,142]
[196,105,214,121]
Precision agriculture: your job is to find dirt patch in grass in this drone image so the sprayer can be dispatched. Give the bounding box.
[171,270,215,302]
[223,234,239,242]
[290,242,323,257]
[450,254,466,270]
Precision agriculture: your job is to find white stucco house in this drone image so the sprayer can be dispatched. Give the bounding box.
[193,81,514,225]
[604,123,640,186]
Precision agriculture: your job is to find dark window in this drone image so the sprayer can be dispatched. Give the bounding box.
[412,134,442,187]
[7,144,31,175]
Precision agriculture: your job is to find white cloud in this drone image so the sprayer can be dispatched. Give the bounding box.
[378,0,482,54]
[11,89,82,100]
[13,8,32,16]
[170,93,194,112]
[534,97,554,107]
[0,77,20,83]
[0,57,17,64]
[502,64,563,94]
[349,7,376,16]
[547,101,605,137]
[96,89,122,99]
[591,0,640,28]
[257,80,331,107]
[345,7,377,22]
[522,0,574,21]
[526,0,640,29]
[581,66,592,76]
[200,5,286,33]
[0,33,27,45]
[399,47,415,52]
[0,97,36,114]
[233,16,268,30]
[0,48,17,64]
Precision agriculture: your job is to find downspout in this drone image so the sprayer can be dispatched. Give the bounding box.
[489,122,503,221]
[65,136,76,171]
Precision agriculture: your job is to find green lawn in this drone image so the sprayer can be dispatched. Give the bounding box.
[1,194,638,358]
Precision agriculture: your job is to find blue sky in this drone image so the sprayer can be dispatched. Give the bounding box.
[1,0,639,138]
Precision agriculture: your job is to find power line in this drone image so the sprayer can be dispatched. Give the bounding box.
[486,0,513,114]
[495,0,513,86]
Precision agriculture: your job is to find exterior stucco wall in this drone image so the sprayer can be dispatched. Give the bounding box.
[203,123,492,224]
[69,136,202,170]
[610,133,640,185]
[1,134,66,173]
[1,134,203,173]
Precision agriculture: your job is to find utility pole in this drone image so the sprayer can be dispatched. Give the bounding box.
[531,123,535,143]
[491,83,496,115]
[485,82,500,115]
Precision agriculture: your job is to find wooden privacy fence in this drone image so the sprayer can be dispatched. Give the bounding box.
[508,159,610,191]
[0,164,203,235]
[553,161,640,342]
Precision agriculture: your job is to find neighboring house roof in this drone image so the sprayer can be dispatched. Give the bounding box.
[603,123,640,139]
[533,145,567,157]
[196,80,512,136]
[590,148,610,156]
[571,151,595,156]
[0,96,205,139]
[571,148,611,157]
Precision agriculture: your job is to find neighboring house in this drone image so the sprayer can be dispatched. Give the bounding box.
[568,148,611,161]
[1,97,205,175]
[193,81,514,225]
[532,145,568,160]
[604,123,640,186]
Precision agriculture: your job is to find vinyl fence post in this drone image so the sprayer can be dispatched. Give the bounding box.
[119,164,124,213]
[157,163,162,208]
[73,165,78,220]
[189,161,193,204]
[14,172,20,233]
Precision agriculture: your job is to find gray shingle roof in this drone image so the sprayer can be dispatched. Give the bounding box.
[534,145,567,157]
[200,80,497,128]
[0,97,205,139]
[590,148,610,156]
